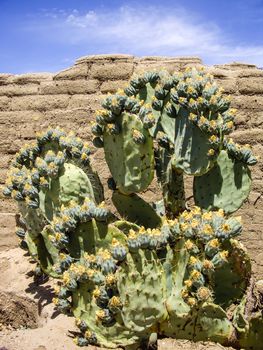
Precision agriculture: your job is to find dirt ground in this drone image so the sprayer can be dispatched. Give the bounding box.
[0,248,236,350]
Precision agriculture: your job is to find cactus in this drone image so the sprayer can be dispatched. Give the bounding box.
[4,68,263,349]
[53,208,253,348]
[3,128,103,275]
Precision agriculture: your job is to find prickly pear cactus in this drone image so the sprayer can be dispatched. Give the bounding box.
[53,208,253,348]
[92,67,257,218]
[3,128,103,275]
[4,67,263,350]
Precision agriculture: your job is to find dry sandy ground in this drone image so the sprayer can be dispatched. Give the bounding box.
[0,248,236,350]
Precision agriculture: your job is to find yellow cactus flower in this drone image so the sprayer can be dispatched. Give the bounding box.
[184,240,194,250]
[227,121,234,129]
[87,269,95,278]
[92,287,101,298]
[184,279,193,288]
[229,108,237,116]
[202,212,212,220]
[111,238,120,247]
[81,153,88,161]
[105,274,117,285]
[220,250,229,260]
[139,226,146,234]
[187,86,196,94]
[189,98,196,105]
[55,232,62,241]
[180,222,190,232]
[151,228,161,236]
[179,97,187,104]
[181,211,193,221]
[209,239,220,248]
[109,296,122,307]
[203,224,214,235]
[217,209,224,217]
[189,256,198,265]
[209,135,218,143]
[63,271,70,285]
[128,229,137,239]
[210,95,217,104]
[203,260,213,270]
[85,330,92,339]
[61,214,70,223]
[221,223,231,232]
[59,253,66,260]
[191,219,199,229]
[117,88,125,96]
[96,309,106,320]
[54,285,61,295]
[199,116,207,125]
[52,297,59,305]
[97,248,111,260]
[181,289,189,299]
[189,113,197,121]
[192,206,201,215]
[190,270,201,281]
[187,297,197,307]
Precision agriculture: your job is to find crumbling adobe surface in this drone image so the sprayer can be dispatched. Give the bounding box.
[0,54,262,280]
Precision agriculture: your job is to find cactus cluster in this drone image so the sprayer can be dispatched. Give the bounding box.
[4,128,103,276]
[4,67,263,349]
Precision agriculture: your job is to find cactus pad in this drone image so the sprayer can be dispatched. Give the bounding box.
[194,150,252,214]
[112,190,162,228]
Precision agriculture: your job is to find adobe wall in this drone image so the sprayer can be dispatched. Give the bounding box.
[0,54,262,279]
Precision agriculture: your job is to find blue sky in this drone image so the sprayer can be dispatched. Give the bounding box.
[1,0,263,73]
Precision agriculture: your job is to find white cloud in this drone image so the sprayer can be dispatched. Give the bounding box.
[35,5,263,66]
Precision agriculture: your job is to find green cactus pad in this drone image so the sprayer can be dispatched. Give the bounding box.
[18,202,48,240]
[126,72,162,137]
[173,108,215,175]
[238,313,263,350]
[23,231,38,258]
[161,155,186,217]
[213,239,251,308]
[45,200,126,270]
[160,242,193,339]
[67,220,127,259]
[112,191,162,228]
[159,94,177,143]
[194,150,252,214]
[46,163,97,212]
[103,112,154,194]
[233,293,263,350]
[194,303,235,344]
[116,249,167,332]
[67,248,167,349]
[72,283,141,349]
[17,202,60,276]
[35,234,60,277]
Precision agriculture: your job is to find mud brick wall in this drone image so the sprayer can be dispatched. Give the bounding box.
[0,54,262,279]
